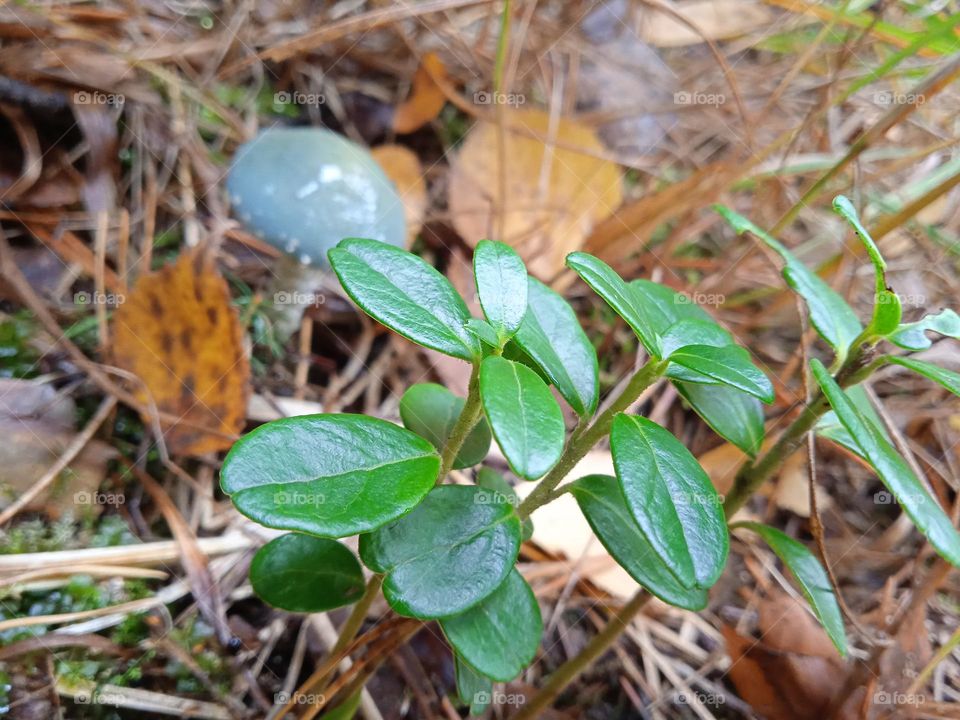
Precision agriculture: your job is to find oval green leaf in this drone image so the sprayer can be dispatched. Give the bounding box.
[454,657,492,716]
[479,356,565,480]
[465,317,501,349]
[675,381,764,456]
[359,485,521,618]
[221,414,439,537]
[328,238,480,360]
[661,319,734,384]
[715,205,862,362]
[660,319,733,357]
[250,533,365,613]
[474,240,527,342]
[441,569,542,681]
[399,383,492,469]
[811,359,960,567]
[611,414,729,588]
[736,522,847,656]
[566,252,661,356]
[477,467,532,541]
[887,356,960,397]
[815,384,889,459]
[889,309,960,351]
[513,278,599,416]
[668,345,775,403]
[571,474,708,610]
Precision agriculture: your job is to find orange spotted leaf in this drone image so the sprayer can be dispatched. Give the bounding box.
[111,251,250,456]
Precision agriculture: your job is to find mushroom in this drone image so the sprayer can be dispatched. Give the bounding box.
[227,127,406,339]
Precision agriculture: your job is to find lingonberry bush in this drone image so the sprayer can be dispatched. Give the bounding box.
[220,195,960,716]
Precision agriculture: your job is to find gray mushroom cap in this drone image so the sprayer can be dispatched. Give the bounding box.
[227,127,406,266]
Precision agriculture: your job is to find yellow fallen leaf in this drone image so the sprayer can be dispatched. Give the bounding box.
[371,144,428,245]
[393,52,448,134]
[448,107,622,278]
[111,251,250,456]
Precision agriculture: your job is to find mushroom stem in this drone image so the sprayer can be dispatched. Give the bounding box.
[267,254,328,342]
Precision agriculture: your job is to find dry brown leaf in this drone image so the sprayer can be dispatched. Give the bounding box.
[393,52,448,134]
[111,251,250,456]
[723,586,859,719]
[581,159,747,280]
[448,107,623,279]
[722,623,854,719]
[638,1,773,47]
[371,144,428,244]
[698,439,831,516]
[697,439,753,498]
[757,592,841,659]
[0,379,115,517]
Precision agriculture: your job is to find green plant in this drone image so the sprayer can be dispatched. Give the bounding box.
[220,198,960,716]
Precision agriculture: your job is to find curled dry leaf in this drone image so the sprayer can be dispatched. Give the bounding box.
[111,251,250,456]
[448,107,623,279]
[393,51,448,134]
[371,144,428,244]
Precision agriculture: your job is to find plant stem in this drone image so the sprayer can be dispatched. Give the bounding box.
[330,574,382,660]
[308,574,383,696]
[517,360,667,519]
[437,363,483,483]
[510,589,652,720]
[723,346,885,516]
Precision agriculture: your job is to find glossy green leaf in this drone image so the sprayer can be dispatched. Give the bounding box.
[359,485,521,618]
[832,196,901,336]
[675,381,764,456]
[566,252,662,356]
[479,356,564,480]
[660,319,733,357]
[715,205,862,360]
[249,534,365,613]
[887,356,960,397]
[399,384,492,469]
[611,414,728,588]
[454,657,492,716]
[668,345,775,403]
[872,290,902,337]
[661,319,734,384]
[477,468,532,541]
[620,277,767,455]
[811,359,960,567]
[474,240,528,342]
[465,317,501,348]
[571,475,708,610]
[737,522,847,656]
[221,414,438,537]
[889,308,960,350]
[630,279,714,329]
[513,278,599,416]
[816,384,888,459]
[328,238,480,360]
[441,569,542,681]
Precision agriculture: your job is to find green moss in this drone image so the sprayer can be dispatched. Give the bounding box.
[0,311,40,379]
